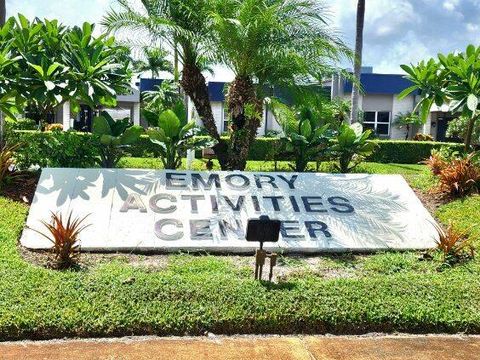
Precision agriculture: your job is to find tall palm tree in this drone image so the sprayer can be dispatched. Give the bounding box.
[133,46,173,78]
[102,0,230,167]
[211,0,350,169]
[350,0,365,124]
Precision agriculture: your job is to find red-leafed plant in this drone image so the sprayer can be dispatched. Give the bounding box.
[423,151,447,176]
[0,143,21,192]
[34,212,91,269]
[434,222,475,265]
[436,153,480,197]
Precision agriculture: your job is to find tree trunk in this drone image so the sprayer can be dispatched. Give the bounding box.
[0,0,5,147]
[227,76,262,170]
[0,0,5,26]
[180,62,230,169]
[350,0,365,124]
[464,115,477,151]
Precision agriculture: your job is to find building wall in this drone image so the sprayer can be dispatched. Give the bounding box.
[392,94,416,139]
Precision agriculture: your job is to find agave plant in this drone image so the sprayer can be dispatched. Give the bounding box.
[92,111,144,168]
[329,123,376,173]
[145,109,215,170]
[34,211,91,269]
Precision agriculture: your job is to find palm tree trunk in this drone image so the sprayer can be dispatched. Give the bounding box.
[350,0,365,124]
[227,76,262,170]
[180,62,230,169]
[0,0,5,147]
[0,0,5,26]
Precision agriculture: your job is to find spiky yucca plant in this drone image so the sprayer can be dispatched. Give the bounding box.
[34,212,90,269]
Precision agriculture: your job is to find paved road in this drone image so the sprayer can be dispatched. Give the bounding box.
[1,335,480,360]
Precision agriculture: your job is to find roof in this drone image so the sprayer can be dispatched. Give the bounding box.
[138,78,164,93]
[344,73,417,95]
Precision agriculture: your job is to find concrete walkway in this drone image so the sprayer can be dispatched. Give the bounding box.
[1,335,480,360]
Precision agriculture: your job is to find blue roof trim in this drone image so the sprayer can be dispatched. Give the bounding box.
[344,73,418,95]
[139,78,163,93]
[208,82,227,101]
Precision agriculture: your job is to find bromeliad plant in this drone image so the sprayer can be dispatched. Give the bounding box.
[0,143,20,191]
[329,123,376,173]
[92,111,144,168]
[33,211,91,269]
[434,222,475,265]
[145,109,215,170]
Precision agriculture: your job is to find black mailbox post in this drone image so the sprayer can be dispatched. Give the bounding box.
[246,216,281,281]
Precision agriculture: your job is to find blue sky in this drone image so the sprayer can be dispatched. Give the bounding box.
[8,0,480,80]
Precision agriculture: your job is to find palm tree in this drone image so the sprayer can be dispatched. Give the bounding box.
[133,46,173,78]
[102,0,230,168]
[211,0,350,169]
[350,0,365,124]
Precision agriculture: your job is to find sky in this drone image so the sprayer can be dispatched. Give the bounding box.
[7,0,480,80]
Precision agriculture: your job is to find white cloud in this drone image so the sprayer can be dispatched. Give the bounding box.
[443,0,459,11]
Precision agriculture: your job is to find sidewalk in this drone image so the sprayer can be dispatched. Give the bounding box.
[1,335,480,360]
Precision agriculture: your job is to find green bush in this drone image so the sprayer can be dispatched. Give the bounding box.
[8,130,99,169]
[9,130,466,166]
[367,140,464,164]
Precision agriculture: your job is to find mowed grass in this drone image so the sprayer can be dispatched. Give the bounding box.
[1,174,480,340]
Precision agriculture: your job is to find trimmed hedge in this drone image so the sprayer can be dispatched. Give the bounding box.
[8,130,465,167]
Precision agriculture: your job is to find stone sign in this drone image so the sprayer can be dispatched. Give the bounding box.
[21,168,439,253]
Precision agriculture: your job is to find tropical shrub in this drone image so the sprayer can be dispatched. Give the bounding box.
[0,15,132,123]
[424,150,448,176]
[435,153,480,197]
[0,143,20,191]
[434,222,475,265]
[44,123,63,132]
[9,130,99,169]
[271,100,332,172]
[329,123,376,173]
[92,111,144,168]
[447,115,480,145]
[394,112,424,140]
[145,109,214,169]
[33,211,90,269]
[400,44,480,150]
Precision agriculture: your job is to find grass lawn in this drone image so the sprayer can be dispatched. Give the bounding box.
[119,158,436,191]
[0,160,478,340]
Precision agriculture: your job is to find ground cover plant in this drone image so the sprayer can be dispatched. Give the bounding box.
[1,160,479,340]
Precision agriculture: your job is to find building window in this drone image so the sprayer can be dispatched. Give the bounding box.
[363,111,391,136]
[222,103,230,133]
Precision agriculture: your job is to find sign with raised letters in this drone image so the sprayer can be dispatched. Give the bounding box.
[21,168,438,253]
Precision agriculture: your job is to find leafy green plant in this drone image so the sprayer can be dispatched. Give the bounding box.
[400,45,480,150]
[33,211,90,269]
[92,111,144,168]
[447,115,480,145]
[1,15,132,123]
[394,112,424,140]
[271,101,332,172]
[329,123,376,173]
[145,109,214,170]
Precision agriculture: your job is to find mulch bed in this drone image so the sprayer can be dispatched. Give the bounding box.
[2,172,39,205]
